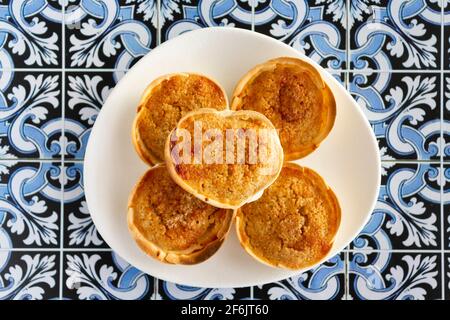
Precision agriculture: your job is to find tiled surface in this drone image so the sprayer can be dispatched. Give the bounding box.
[157,281,251,300]
[0,0,450,300]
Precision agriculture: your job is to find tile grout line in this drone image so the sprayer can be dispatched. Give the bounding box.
[157,0,161,45]
[251,3,255,32]
[59,4,66,300]
[155,278,159,300]
[345,251,350,300]
[441,0,445,301]
[346,0,350,70]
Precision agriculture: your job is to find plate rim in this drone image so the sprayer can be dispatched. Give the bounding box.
[84,27,381,288]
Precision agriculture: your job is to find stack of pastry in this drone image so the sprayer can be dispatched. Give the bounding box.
[128,58,341,269]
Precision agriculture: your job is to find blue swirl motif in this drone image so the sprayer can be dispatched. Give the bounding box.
[63,163,104,247]
[163,0,252,39]
[354,164,440,251]
[253,0,345,69]
[0,0,61,69]
[351,72,440,160]
[67,0,154,69]
[0,252,57,300]
[0,72,62,158]
[0,162,61,248]
[260,254,344,300]
[351,0,440,69]
[66,75,113,159]
[350,252,438,300]
[65,252,151,300]
[160,282,237,300]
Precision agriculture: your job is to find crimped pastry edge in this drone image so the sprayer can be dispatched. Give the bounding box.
[127,164,234,265]
[132,72,229,166]
[230,57,336,161]
[235,162,341,270]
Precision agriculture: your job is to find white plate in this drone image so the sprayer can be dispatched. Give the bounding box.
[84,27,381,288]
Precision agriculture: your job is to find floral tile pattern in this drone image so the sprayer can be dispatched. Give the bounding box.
[0,251,60,300]
[65,0,157,69]
[0,161,62,249]
[0,0,448,300]
[63,162,106,248]
[349,0,441,70]
[349,72,441,160]
[64,72,119,159]
[63,251,154,300]
[254,253,345,300]
[445,253,450,300]
[0,71,63,159]
[160,0,252,42]
[444,164,450,249]
[157,280,251,300]
[0,1,63,69]
[348,251,441,300]
[443,74,450,160]
[352,163,441,251]
[253,0,347,69]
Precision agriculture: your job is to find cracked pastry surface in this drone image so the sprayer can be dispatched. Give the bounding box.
[133,73,228,165]
[236,163,341,269]
[127,165,233,264]
[231,57,336,160]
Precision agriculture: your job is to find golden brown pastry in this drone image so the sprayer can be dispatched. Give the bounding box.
[133,73,228,165]
[165,108,284,209]
[231,57,336,160]
[236,163,341,269]
[128,165,233,264]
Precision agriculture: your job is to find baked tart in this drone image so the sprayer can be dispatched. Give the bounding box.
[128,165,233,264]
[231,57,336,160]
[165,108,284,209]
[236,163,341,269]
[133,73,228,165]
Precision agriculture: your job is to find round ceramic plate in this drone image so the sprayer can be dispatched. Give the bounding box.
[84,27,381,288]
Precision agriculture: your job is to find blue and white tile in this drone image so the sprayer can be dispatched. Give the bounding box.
[63,251,154,300]
[348,251,441,300]
[64,71,120,159]
[65,0,157,69]
[445,253,450,300]
[444,1,450,69]
[157,280,251,300]
[160,0,252,42]
[328,71,346,87]
[253,253,345,300]
[0,161,61,249]
[0,0,62,69]
[0,71,63,159]
[349,72,441,160]
[443,74,450,160]
[350,0,441,70]
[253,0,346,69]
[0,251,60,300]
[443,164,450,249]
[352,163,441,251]
[63,162,106,248]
